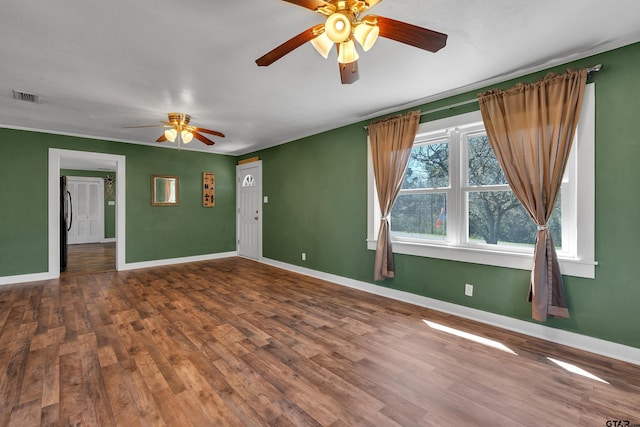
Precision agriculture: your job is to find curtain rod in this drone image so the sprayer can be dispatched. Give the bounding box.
[418,64,602,117]
[365,64,602,127]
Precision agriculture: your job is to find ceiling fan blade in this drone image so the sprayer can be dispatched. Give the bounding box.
[256,24,325,66]
[281,0,334,14]
[192,131,215,146]
[156,133,168,142]
[193,127,225,138]
[374,16,447,52]
[339,60,359,84]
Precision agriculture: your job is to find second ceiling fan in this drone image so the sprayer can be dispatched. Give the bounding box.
[125,112,225,147]
[256,0,448,84]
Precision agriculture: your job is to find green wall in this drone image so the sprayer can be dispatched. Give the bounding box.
[0,131,237,276]
[247,42,640,349]
[60,169,116,239]
[0,134,49,274]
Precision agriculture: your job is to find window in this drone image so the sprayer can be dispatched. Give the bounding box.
[242,174,256,187]
[367,84,595,278]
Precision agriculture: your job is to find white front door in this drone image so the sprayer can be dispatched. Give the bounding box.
[67,177,104,244]
[237,162,262,259]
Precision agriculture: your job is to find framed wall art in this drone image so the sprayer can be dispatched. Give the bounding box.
[151,175,179,206]
[203,172,215,207]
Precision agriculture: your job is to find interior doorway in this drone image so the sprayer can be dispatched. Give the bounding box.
[48,149,126,278]
[61,174,112,276]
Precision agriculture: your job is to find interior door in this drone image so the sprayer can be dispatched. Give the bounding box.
[67,177,104,244]
[237,162,262,259]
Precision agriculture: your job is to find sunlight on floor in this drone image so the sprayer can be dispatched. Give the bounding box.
[423,320,518,355]
[546,357,610,384]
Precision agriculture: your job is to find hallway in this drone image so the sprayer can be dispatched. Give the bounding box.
[63,242,115,277]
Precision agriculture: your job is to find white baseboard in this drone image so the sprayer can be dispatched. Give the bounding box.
[0,271,58,286]
[121,251,238,271]
[260,258,640,366]
[0,251,238,285]
[101,238,116,243]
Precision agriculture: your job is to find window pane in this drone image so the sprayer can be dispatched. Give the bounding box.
[468,191,561,248]
[549,193,562,249]
[402,142,449,189]
[391,193,447,240]
[467,134,507,186]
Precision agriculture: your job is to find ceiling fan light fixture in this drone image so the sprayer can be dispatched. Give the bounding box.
[310,32,334,58]
[164,128,178,142]
[337,39,359,64]
[254,1,449,85]
[354,20,379,51]
[325,12,351,43]
[181,130,193,143]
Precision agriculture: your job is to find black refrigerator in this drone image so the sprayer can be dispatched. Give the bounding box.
[60,176,72,271]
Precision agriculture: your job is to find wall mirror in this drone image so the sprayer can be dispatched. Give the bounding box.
[151,175,179,206]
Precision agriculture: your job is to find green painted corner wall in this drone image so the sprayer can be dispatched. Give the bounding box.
[60,169,116,239]
[123,143,236,263]
[0,130,237,276]
[248,42,640,349]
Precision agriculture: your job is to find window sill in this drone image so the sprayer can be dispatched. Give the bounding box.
[366,239,596,279]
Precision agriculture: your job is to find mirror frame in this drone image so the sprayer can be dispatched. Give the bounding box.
[151,175,179,206]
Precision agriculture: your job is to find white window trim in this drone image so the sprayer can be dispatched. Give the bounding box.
[367,84,596,279]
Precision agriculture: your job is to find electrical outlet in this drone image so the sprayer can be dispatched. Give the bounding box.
[301,252,306,261]
[263,196,268,203]
[465,283,473,297]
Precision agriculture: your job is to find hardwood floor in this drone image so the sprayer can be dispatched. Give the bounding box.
[63,243,116,277]
[1,256,638,426]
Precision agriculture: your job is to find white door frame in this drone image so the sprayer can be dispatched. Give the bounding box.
[48,148,126,276]
[236,161,262,260]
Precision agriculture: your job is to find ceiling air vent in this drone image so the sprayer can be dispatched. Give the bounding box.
[12,90,40,103]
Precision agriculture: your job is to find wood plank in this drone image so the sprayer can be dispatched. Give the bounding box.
[151,387,195,427]
[238,156,260,165]
[0,324,33,426]
[80,351,117,426]
[41,343,60,408]
[171,357,245,425]
[18,346,47,405]
[133,350,170,393]
[8,398,41,427]
[39,403,59,426]
[135,329,187,395]
[100,363,144,426]
[58,351,91,425]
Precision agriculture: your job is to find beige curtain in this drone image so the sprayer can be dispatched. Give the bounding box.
[369,110,421,281]
[477,69,587,321]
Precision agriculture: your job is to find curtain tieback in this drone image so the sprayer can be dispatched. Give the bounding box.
[537,224,548,231]
[380,216,389,221]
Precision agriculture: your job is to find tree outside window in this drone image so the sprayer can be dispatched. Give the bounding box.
[391,130,562,249]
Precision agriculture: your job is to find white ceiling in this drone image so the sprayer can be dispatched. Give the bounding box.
[2,1,639,156]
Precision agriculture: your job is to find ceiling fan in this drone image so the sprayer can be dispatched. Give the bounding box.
[125,112,225,147]
[256,0,448,84]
